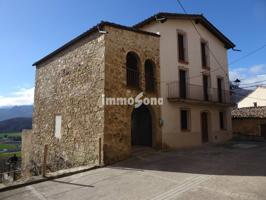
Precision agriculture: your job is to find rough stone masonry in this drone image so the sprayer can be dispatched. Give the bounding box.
[22,22,161,176]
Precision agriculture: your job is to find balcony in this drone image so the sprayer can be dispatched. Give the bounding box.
[167,81,232,105]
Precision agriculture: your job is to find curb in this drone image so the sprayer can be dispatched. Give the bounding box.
[0,165,100,192]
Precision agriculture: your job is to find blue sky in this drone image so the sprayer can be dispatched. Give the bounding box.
[0,0,266,106]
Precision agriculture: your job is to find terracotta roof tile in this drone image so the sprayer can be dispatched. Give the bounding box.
[232,106,266,119]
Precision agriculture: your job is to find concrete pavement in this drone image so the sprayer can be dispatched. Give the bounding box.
[1,141,266,200]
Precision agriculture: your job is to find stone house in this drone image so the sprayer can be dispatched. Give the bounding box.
[232,106,266,138]
[22,13,235,175]
[135,13,235,148]
[22,22,161,174]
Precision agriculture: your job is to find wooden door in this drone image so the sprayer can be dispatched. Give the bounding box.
[201,112,209,143]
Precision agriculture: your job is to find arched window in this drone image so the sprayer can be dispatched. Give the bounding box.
[126,52,140,88]
[145,60,156,92]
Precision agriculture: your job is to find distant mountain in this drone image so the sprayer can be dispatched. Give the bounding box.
[231,88,253,104]
[0,117,32,133]
[0,105,33,121]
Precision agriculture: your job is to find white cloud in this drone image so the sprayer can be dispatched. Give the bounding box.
[230,64,266,88]
[0,87,34,107]
[249,64,266,74]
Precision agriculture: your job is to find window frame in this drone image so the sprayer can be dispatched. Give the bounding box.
[200,39,210,69]
[126,51,140,89]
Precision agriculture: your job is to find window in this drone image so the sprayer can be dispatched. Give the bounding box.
[54,115,62,139]
[219,111,226,130]
[126,52,140,88]
[201,41,209,68]
[145,60,156,92]
[180,109,190,131]
[177,32,188,63]
[217,77,224,103]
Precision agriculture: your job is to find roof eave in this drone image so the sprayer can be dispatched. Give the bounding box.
[33,21,160,67]
[134,12,235,49]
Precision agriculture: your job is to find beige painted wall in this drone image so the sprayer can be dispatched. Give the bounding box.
[238,87,266,108]
[140,19,232,148]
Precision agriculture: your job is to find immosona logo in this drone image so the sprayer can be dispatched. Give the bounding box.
[102,92,163,108]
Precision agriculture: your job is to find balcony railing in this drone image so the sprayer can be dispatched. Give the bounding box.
[167,81,231,104]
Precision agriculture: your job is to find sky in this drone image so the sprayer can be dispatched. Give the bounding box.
[0,0,266,106]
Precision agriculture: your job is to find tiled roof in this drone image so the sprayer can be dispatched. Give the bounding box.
[232,106,266,119]
[33,21,160,66]
[133,12,235,49]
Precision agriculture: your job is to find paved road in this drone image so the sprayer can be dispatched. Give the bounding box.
[1,142,266,200]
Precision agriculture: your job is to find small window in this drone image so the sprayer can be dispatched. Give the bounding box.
[126,52,140,88]
[180,109,190,131]
[145,60,156,92]
[177,32,188,63]
[219,111,226,130]
[54,115,62,139]
[201,41,209,68]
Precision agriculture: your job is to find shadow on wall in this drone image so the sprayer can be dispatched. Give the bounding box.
[109,142,266,177]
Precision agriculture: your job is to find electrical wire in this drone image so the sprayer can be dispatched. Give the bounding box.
[229,44,266,66]
[176,0,229,80]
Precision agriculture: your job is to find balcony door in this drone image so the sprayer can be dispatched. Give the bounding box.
[179,70,187,99]
[203,75,209,101]
[217,78,223,102]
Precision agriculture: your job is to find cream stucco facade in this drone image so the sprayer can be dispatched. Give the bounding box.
[238,87,266,108]
[138,17,233,148]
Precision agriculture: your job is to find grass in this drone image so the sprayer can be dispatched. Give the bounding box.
[0,151,21,159]
[0,132,22,160]
[0,144,18,150]
[0,132,21,139]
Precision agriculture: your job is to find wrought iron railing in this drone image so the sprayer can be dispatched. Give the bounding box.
[167,81,231,104]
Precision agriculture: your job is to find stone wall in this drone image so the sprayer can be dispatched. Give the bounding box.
[232,118,266,136]
[24,24,162,175]
[103,25,161,164]
[30,32,105,173]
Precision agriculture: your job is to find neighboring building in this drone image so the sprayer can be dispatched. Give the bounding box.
[232,106,266,138]
[135,13,235,148]
[23,22,161,174]
[22,13,235,175]
[237,87,266,108]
